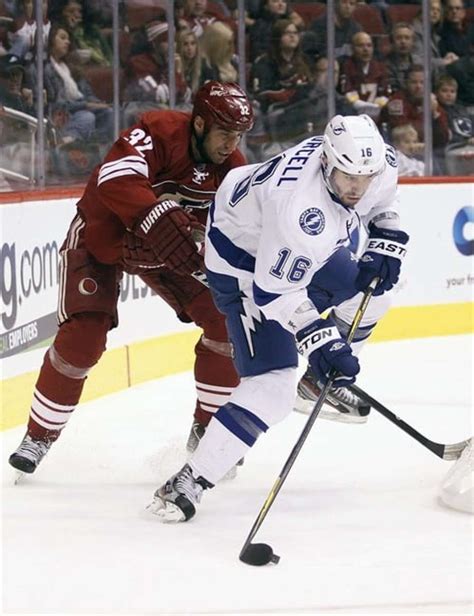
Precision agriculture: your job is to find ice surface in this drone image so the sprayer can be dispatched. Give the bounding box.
[1,335,473,615]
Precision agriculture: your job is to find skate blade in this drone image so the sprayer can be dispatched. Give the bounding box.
[13,470,27,485]
[146,498,186,523]
[293,399,368,424]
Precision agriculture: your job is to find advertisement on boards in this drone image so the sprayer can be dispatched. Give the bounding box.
[0,199,190,363]
[388,182,473,306]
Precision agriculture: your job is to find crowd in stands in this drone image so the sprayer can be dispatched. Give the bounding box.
[0,0,473,186]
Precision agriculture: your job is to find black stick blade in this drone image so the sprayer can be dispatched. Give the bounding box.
[239,543,280,566]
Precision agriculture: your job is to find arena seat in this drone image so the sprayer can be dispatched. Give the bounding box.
[386,4,420,26]
[353,4,385,35]
[292,3,326,27]
[84,66,124,103]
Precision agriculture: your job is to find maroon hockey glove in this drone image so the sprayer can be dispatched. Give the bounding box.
[122,231,164,275]
[134,200,203,276]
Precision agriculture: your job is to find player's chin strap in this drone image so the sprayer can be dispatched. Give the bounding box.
[347,385,470,461]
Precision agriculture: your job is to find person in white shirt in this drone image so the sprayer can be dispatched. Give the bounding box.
[148,114,410,522]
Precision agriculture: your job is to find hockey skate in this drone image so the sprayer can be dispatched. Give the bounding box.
[186,419,244,480]
[9,434,52,474]
[294,368,371,423]
[147,463,213,522]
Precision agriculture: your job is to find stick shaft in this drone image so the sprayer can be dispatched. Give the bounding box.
[349,385,467,460]
[239,280,378,557]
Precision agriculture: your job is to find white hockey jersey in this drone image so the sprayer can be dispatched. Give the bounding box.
[205,135,400,333]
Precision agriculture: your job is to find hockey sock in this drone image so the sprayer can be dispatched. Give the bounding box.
[189,402,268,484]
[27,351,86,442]
[193,337,239,426]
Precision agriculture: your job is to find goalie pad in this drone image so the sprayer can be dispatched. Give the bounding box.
[58,248,121,327]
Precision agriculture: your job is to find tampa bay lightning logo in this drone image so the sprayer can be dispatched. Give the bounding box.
[299,208,326,236]
[385,145,397,168]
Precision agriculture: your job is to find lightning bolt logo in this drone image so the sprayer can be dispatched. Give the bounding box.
[240,298,262,358]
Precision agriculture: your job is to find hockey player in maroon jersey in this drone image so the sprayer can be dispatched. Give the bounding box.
[9,81,254,475]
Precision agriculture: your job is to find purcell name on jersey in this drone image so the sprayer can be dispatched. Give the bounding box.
[205,136,400,332]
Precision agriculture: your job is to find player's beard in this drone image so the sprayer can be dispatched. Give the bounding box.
[192,128,213,164]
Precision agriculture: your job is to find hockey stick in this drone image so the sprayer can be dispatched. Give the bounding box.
[239,278,379,567]
[348,385,469,461]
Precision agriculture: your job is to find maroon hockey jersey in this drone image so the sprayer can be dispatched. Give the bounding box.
[77,110,246,264]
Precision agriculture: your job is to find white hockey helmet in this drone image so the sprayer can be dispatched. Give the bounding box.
[322,114,386,181]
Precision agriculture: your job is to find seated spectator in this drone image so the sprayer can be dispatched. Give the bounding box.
[446,55,474,106]
[379,65,450,149]
[8,0,51,64]
[391,123,425,177]
[176,28,214,98]
[308,56,353,134]
[182,0,218,38]
[339,32,390,120]
[123,20,190,125]
[248,0,300,63]
[435,74,474,145]
[0,53,33,115]
[60,0,112,66]
[439,0,474,59]
[386,23,422,93]
[201,21,238,83]
[251,19,312,112]
[0,52,44,183]
[250,19,313,143]
[40,24,113,144]
[412,0,458,76]
[301,0,361,67]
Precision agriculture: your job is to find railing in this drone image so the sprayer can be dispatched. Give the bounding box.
[0,106,54,186]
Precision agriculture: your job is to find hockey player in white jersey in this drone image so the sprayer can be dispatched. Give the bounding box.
[148,114,410,522]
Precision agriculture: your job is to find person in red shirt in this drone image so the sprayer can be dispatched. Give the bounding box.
[379,64,450,148]
[339,31,390,121]
[9,81,255,476]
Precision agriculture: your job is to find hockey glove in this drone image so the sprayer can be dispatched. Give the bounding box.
[133,200,203,276]
[355,224,409,296]
[122,231,164,275]
[296,317,360,387]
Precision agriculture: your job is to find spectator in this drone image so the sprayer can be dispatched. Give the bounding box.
[412,0,458,75]
[379,65,450,148]
[201,21,238,83]
[8,0,51,64]
[391,124,425,176]
[60,0,112,66]
[435,74,474,145]
[439,0,474,59]
[182,0,218,38]
[251,18,312,112]
[446,55,474,106]
[301,0,361,66]
[123,20,190,125]
[250,18,313,143]
[40,24,113,144]
[248,0,299,62]
[308,56,353,134]
[176,28,214,98]
[386,23,422,93]
[339,32,390,120]
[0,53,33,114]
[0,53,40,182]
